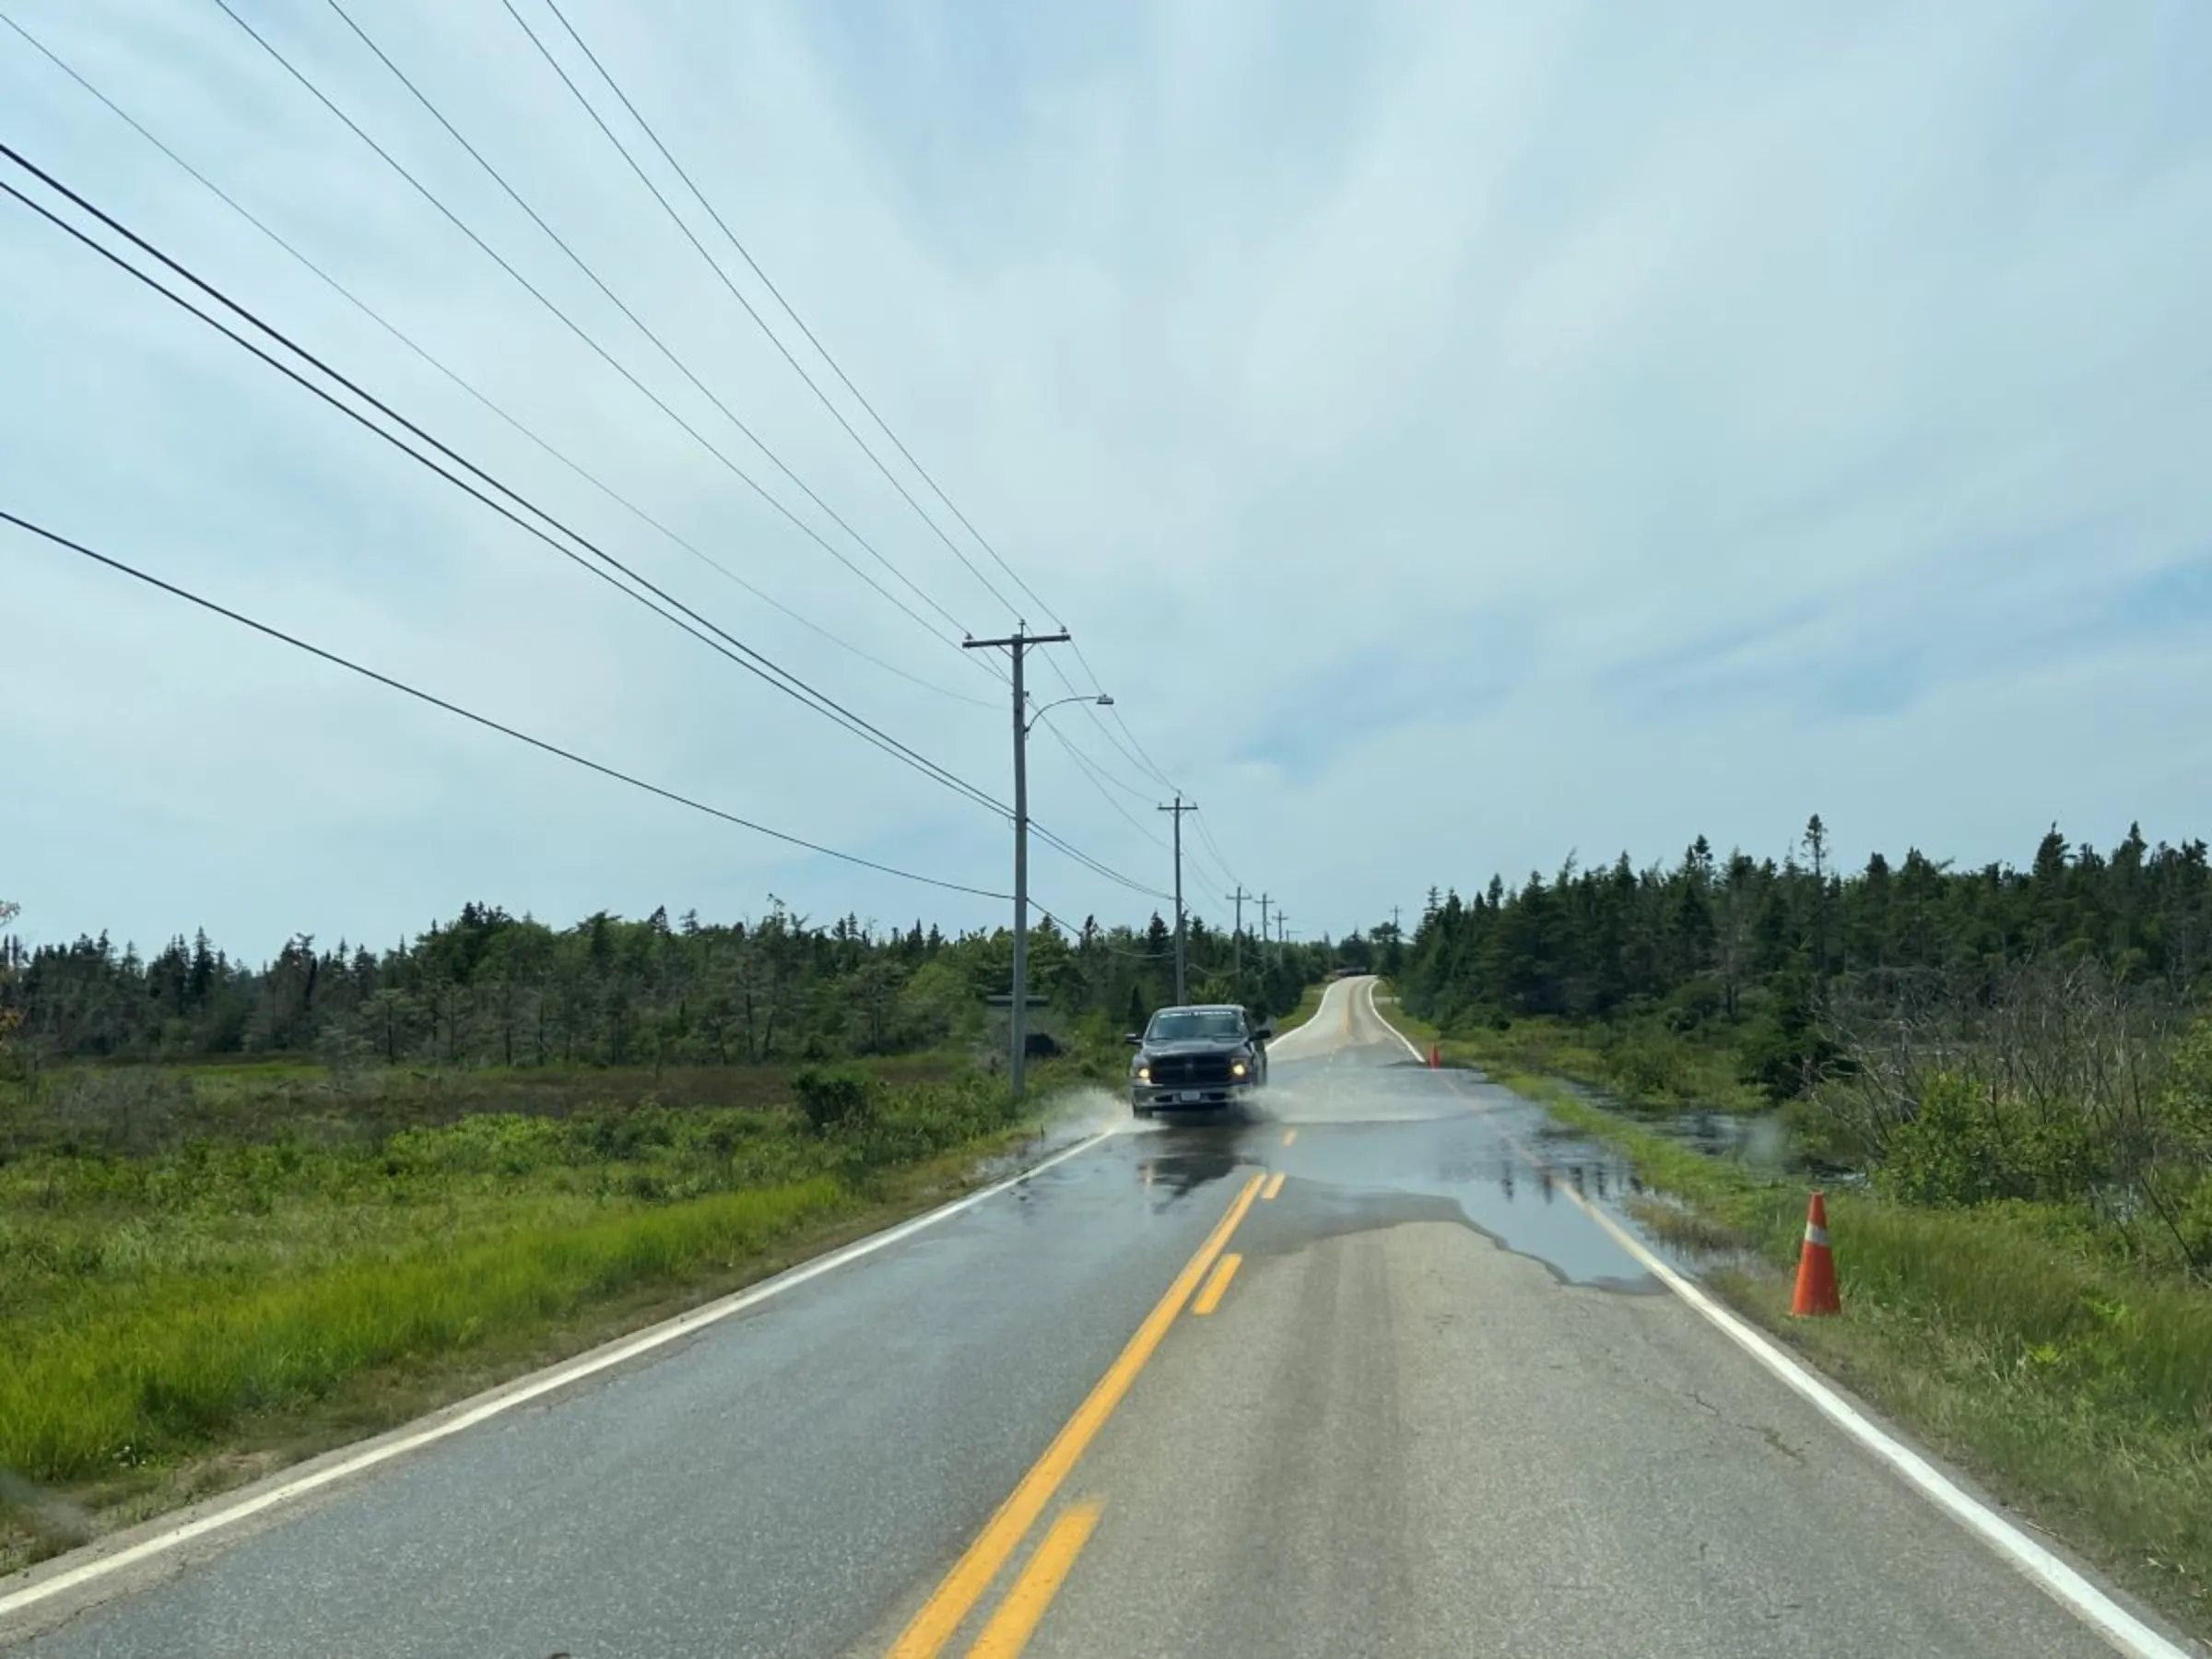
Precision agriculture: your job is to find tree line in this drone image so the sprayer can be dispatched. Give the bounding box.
[1400,818,2212,1098]
[0,897,1340,1072]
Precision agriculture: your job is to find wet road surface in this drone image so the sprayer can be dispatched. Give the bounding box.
[0,978,2170,1657]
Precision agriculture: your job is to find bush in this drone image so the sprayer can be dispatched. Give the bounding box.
[1882,1071,2103,1207]
[1605,1024,1693,1101]
[793,1067,876,1136]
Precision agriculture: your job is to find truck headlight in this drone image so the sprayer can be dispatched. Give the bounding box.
[1135,1064,1150,1081]
[1230,1059,1249,1077]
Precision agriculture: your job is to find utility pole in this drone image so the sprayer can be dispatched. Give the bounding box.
[1158,794,1195,1005]
[1227,887,1251,990]
[965,623,1070,1102]
[1258,893,1272,958]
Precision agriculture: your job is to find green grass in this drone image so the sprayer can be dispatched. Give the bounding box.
[1,1178,846,1485]
[1,1050,973,1155]
[1270,982,1328,1039]
[1440,1012,1770,1113]
[0,1060,1042,1568]
[1409,1022,2212,1637]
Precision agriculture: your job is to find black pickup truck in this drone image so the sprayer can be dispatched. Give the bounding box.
[1127,1003,1273,1117]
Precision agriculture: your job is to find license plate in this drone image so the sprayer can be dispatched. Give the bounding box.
[1177,1090,1203,1103]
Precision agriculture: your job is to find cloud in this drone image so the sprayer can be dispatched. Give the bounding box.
[3,0,2209,963]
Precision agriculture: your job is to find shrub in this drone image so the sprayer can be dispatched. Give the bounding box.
[1605,1024,1693,1101]
[1882,1070,2103,1207]
[793,1067,876,1136]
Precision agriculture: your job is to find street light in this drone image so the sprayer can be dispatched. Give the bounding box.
[981,679,1114,1102]
[1026,692,1113,735]
[997,690,1115,1098]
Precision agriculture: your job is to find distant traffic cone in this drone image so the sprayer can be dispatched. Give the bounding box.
[1427,1043,1441,1069]
[1791,1191,1841,1317]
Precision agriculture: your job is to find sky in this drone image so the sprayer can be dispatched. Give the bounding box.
[4,0,2209,965]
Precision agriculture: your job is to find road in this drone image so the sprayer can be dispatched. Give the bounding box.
[0,976,2183,1657]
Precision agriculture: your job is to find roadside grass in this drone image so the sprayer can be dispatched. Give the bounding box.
[1,1051,971,1154]
[1269,982,1328,1040]
[0,1062,1046,1573]
[1,1177,846,1486]
[1460,1014,1767,1113]
[1402,1015,2212,1638]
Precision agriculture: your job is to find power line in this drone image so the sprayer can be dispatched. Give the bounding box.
[0,9,993,712]
[312,0,978,646]
[1194,807,1244,890]
[0,149,1012,823]
[1027,910,1172,960]
[1036,718,1171,847]
[1057,639,1201,830]
[1184,847,1238,903]
[10,24,1198,912]
[500,0,1022,623]
[1032,692,1162,807]
[2,510,1010,901]
[529,0,1058,627]
[1038,650,1178,790]
[1028,819,1171,901]
[505,0,1246,887]
[1095,675,1187,790]
[6,151,1171,912]
[206,0,991,671]
[9,146,1169,905]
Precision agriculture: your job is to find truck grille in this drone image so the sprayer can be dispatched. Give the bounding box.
[1149,1053,1235,1087]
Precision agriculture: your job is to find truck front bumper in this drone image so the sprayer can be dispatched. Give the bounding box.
[1132,1078,1258,1112]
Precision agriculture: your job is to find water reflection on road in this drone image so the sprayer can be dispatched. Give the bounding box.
[1116,1044,1662,1292]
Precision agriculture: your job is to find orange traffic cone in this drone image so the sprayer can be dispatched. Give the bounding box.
[1791,1191,1841,1316]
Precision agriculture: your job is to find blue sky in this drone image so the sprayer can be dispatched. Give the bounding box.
[4,0,2210,963]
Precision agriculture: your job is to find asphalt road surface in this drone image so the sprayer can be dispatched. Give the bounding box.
[0,977,2185,1658]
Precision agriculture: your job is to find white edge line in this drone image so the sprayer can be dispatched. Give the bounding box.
[1261,977,1347,1063]
[0,1129,1114,1621]
[1363,986,2189,1659]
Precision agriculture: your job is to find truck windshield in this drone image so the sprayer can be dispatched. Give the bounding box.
[1147,1009,1243,1041]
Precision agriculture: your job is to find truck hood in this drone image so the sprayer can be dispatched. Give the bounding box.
[1139,1038,1253,1058]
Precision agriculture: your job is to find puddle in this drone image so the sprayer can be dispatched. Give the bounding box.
[1039,1065,1731,1291]
[1264,1118,1660,1291]
[1151,1060,1668,1291]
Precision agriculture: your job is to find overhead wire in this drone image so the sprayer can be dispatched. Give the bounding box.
[1035,718,1171,849]
[309,0,982,647]
[1036,708,1159,809]
[13,159,1176,911]
[1193,808,1245,889]
[0,9,993,712]
[13,10,1213,912]
[528,0,1056,627]
[7,159,1165,901]
[6,146,1166,903]
[0,148,1016,823]
[1035,648,1182,794]
[1028,909,1172,959]
[2,510,1011,900]
[498,0,1022,623]
[512,0,1208,832]
[1027,821,1171,900]
[205,0,994,674]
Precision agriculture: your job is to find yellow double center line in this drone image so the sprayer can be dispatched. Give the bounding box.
[888,1170,1266,1657]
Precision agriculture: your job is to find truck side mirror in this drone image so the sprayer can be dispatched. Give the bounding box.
[1124,1031,1143,1046]
[1254,1025,1275,1041]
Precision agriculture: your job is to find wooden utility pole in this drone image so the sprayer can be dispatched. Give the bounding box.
[965,624,1069,1100]
[1158,794,1196,1005]
[1227,887,1251,989]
